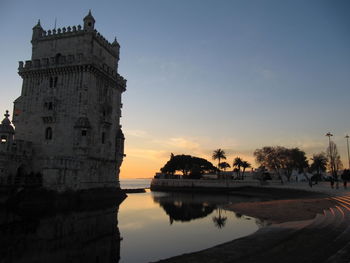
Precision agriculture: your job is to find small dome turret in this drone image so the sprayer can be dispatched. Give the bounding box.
[83,10,95,31]
[0,110,14,134]
[0,110,15,149]
[112,37,120,47]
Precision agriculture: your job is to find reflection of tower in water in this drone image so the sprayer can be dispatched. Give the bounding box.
[0,206,121,263]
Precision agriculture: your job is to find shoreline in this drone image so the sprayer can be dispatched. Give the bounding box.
[225,197,336,224]
[155,186,344,263]
[224,186,337,224]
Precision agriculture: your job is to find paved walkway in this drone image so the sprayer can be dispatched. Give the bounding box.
[263,181,350,197]
[155,183,350,263]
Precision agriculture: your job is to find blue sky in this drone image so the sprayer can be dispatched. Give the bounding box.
[0,0,349,177]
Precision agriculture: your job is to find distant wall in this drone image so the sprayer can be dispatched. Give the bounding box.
[150,178,266,192]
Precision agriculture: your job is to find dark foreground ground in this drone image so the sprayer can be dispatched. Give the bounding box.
[155,187,350,263]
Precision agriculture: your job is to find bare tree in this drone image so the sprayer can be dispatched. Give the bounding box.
[254,146,308,182]
[327,141,343,179]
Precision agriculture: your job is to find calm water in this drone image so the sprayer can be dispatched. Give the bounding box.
[0,180,262,263]
[119,190,261,263]
[120,178,152,189]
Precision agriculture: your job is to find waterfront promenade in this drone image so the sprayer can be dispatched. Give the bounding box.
[153,179,350,263]
[151,178,350,196]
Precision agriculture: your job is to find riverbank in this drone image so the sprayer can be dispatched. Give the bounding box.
[155,186,346,263]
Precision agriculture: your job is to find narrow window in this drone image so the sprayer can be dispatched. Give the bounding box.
[45,127,52,140]
[48,102,53,110]
[81,130,87,136]
[101,132,105,144]
[49,77,53,88]
[55,53,61,64]
[54,77,58,88]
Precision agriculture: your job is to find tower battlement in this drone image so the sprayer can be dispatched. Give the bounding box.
[32,26,119,58]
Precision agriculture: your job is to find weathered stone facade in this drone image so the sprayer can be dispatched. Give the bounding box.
[0,11,126,192]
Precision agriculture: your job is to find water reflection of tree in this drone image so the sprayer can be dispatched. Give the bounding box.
[212,208,227,229]
[153,193,217,223]
[160,202,215,224]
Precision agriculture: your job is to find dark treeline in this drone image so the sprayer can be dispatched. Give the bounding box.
[158,140,348,182]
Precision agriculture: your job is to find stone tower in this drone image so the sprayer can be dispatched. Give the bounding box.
[11,11,126,192]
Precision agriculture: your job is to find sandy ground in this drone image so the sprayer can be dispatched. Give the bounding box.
[225,197,337,224]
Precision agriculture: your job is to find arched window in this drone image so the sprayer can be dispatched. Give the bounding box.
[45,127,52,140]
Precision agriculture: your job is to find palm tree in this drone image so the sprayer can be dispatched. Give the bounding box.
[233,168,240,178]
[212,149,227,176]
[212,208,227,229]
[219,162,231,171]
[241,161,251,180]
[233,157,243,179]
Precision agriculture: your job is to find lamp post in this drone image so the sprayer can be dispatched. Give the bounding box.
[346,135,350,170]
[326,132,334,178]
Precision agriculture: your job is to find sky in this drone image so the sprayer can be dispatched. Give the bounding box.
[0,0,349,178]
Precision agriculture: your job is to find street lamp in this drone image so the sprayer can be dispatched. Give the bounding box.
[345,135,350,170]
[326,132,333,143]
[326,132,334,178]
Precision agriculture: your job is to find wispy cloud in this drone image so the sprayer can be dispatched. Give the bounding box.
[168,137,200,150]
[124,129,148,138]
[125,148,170,160]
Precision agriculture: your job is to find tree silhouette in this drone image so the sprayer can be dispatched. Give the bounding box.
[254,146,308,182]
[327,141,343,179]
[160,154,216,178]
[212,208,227,229]
[212,149,227,176]
[310,153,328,176]
[241,161,251,180]
[233,157,243,179]
[219,162,231,171]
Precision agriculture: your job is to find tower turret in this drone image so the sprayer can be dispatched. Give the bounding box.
[32,20,44,42]
[112,37,120,63]
[0,110,15,152]
[83,10,95,31]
